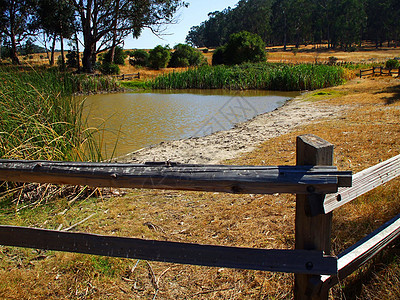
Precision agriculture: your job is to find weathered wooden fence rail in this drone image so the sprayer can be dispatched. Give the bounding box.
[0,160,351,194]
[112,73,140,80]
[88,73,140,80]
[0,134,399,299]
[359,66,400,78]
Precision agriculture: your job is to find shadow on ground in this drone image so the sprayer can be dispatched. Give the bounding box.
[375,84,400,104]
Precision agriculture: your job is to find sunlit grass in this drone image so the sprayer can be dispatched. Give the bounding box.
[0,67,112,161]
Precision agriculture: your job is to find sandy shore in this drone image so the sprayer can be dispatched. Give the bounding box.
[117,92,346,164]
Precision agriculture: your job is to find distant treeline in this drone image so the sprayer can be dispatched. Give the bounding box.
[186,0,400,50]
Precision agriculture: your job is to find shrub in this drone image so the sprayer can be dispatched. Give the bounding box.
[66,50,79,68]
[125,50,134,57]
[130,49,149,67]
[168,44,205,68]
[328,56,338,65]
[102,46,127,65]
[212,31,266,65]
[212,46,226,65]
[100,62,120,75]
[386,59,400,70]
[148,45,171,69]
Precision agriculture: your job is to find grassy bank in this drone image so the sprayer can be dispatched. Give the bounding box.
[0,67,119,162]
[151,63,346,91]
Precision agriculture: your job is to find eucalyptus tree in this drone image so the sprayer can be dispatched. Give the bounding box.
[67,0,187,73]
[231,0,273,43]
[35,0,76,66]
[271,0,290,49]
[334,0,366,49]
[0,0,34,64]
[186,9,232,48]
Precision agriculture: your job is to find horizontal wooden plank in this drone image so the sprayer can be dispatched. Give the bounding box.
[324,154,400,213]
[0,159,351,195]
[310,213,400,295]
[0,225,337,275]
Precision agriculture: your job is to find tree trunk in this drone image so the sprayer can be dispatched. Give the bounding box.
[50,36,56,66]
[82,40,96,73]
[60,35,65,70]
[81,2,96,74]
[109,0,120,63]
[75,34,80,72]
[43,33,50,63]
[283,12,287,51]
[81,30,97,73]
[9,5,20,65]
[10,26,19,64]
[110,43,116,63]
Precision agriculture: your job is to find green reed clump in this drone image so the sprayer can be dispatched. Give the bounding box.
[70,74,120,94]
[0,67,103,162]
[151,63,345,91]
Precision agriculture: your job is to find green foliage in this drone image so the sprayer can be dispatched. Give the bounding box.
[151,63,345,91]
[66,50,79,68]
[386,59,400,69]
[103,46,127,65]
[186,0,400,51]
[329,56,338,65]
[71,74,120,94]
[211,46,226,65]
[0,67,106,162]
[148,45,171,69]
[130,49,149,67]
[125,50,134,57]
[168,44,205,68]
[212,31,266,65]
[100,62,120,75]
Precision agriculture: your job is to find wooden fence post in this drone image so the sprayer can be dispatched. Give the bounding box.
[294,134,334,300]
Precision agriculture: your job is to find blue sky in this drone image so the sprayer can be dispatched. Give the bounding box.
[124,0,239,49]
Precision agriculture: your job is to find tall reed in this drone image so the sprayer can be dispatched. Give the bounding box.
[151,63,345,91]
[0,67,104,162]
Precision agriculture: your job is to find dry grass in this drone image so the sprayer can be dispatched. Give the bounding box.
[1,54,400,298]
[200,43,400,65]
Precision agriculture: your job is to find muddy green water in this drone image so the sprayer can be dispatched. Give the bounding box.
[81,90,299,158]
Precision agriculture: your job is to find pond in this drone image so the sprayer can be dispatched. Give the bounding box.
[81,89,299,158]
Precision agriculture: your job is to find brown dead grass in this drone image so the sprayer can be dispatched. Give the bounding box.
[202,43,400,65]
[1,51,400,298]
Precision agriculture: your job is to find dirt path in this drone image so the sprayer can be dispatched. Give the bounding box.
[117,90,347,164]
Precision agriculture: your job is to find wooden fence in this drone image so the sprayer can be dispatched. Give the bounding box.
[112,73,140,81]
[359,66,400,78]
[0,134,399,299]
[88,73,140,80]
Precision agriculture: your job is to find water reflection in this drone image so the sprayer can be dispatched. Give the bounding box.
[81,89,299,158]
